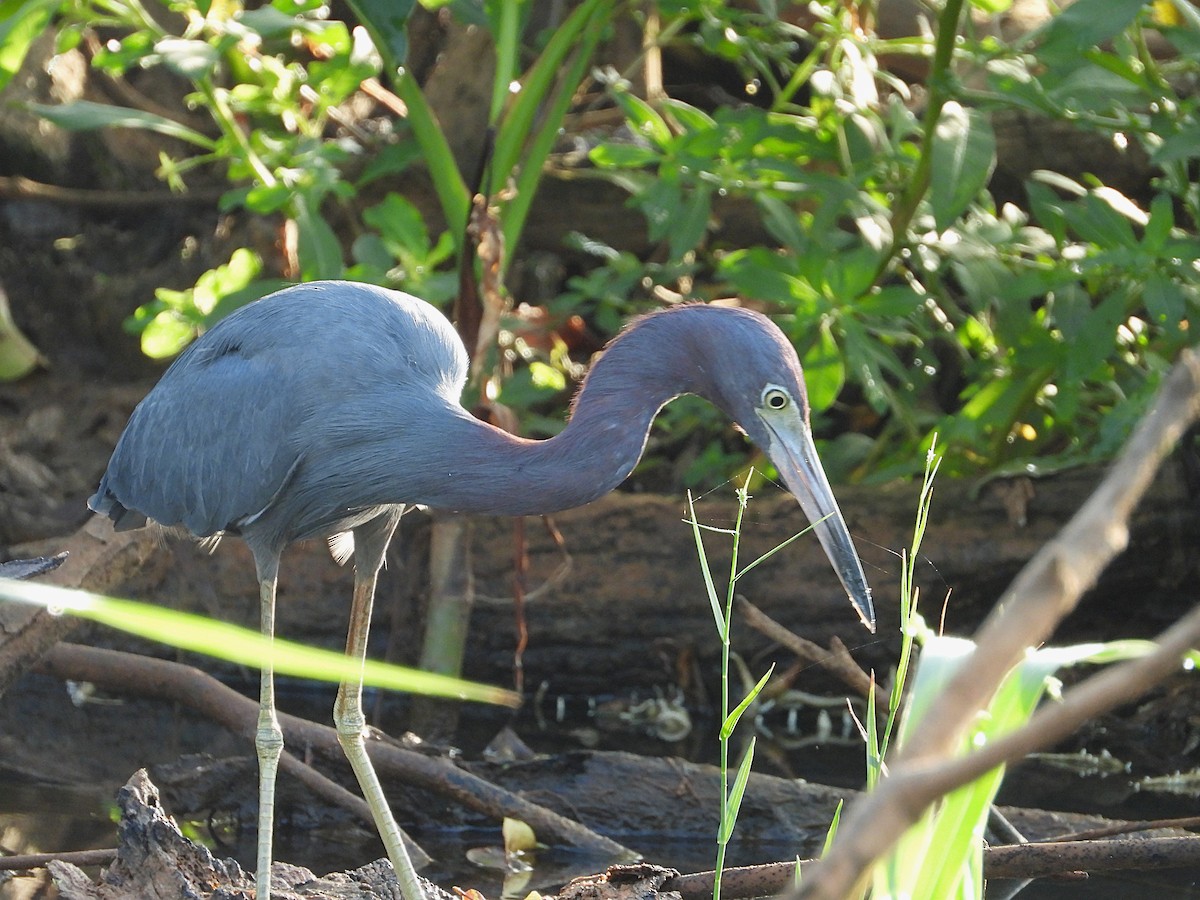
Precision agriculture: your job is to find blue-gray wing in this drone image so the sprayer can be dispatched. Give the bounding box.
[90,343,300,538]
[90,281,470,540]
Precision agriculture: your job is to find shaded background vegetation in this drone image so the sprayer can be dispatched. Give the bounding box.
[1,0,1198,486]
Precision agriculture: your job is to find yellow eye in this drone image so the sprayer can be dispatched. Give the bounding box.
[763,387,790,410]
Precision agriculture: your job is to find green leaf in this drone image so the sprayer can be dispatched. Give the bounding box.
[0,287,43,380]
[0,577,519,706]
[801,320,845,412]
[1142,274,1185,330]
[929,101,996,231]
[497,0,612,262]
[612,90,672,149]
[718,737,756,843]
[668,184,713,259]
[140,312,198,359]
[687,492,728,641]
[589,143,662,169]
[1142,193,1175,253]
[27,101,215,149]
[393,69,470,243]
[293,194,345,280]
[720,664,775,739]
[345,0,415,72]
[486,0,526,125]
[1036,0,1148,59]
[0,0,57,94]
[660,97,717,132]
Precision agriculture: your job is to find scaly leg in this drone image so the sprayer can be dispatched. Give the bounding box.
[252,552,284,900]
[335,511,426,900]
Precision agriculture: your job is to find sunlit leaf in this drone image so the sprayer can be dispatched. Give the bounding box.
[0,577,519,706]
[0,0,58,94]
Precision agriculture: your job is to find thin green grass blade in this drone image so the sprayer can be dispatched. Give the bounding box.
[489,0,609,198]
[822,799,843,855]
[864,673,882,789]
[486,0,524,126]
[720,664,774,739]
[718,736,756,843]
[735,516,823,579]
[393,69,470,241]
[0,577,518,706]
[687,491,727,640]
[499,9,610,263]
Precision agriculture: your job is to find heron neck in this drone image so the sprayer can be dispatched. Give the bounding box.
[421,323,699,517]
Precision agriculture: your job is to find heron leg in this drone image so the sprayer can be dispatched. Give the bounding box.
[252,553,284,900]
[334,510,427,900]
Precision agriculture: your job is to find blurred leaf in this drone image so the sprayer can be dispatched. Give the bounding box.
[27,101,215,148]
[668,184,713,258]
[153,38,219,78]
[929,101,996,231]
[612,90,672,148]
[801,321,845,412]
[293,195,345,280]
[0,577,519,705]
[589,143,661,168]
[0,287,43,380]
[1143,274,1185,331]
[345,0,415,71]
[140,313,197,359]
[0,0,58,93]
[661,98,717,132]
[502,817,538,854]
[393,69,470,242]
[1036,0,1148,59]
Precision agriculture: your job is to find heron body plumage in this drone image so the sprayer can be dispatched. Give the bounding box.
[89,280,873,900]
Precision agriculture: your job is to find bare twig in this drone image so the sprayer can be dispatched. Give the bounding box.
[793,347,1200,899]
[738,597,890,710]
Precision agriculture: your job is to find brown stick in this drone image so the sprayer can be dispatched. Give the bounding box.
[737,597,891,710]
[0,849,117,872]
[661,835,1200,899]
[32,643,633,859]
[793,347,1200,899]
[0,518,161,698]
[0,175,224,207]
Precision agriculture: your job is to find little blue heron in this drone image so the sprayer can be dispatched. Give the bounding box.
[90,281,873,900]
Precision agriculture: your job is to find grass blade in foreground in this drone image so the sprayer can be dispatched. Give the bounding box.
[0,577,518,707]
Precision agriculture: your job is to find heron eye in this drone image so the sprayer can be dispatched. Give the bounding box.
[763,387,790,410]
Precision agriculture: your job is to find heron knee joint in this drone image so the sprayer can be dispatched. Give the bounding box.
[255,723,284,756]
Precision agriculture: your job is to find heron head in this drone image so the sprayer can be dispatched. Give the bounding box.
[693,308,876,633]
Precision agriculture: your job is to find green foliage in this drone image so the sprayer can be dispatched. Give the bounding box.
[580,0,1200,479]
[26,0,611,398]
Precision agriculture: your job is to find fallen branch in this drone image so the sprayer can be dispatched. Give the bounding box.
[0,518,161,697]
[660,834,1200,898]
[793,349,1200,898]
[1,849,116,871]
[33,642,634,860]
